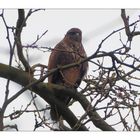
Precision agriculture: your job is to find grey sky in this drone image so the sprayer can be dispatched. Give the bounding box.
[0,9,140,131]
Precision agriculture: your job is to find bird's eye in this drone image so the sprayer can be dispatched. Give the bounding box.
[75,32,80,36]
[69,32,76,35]
[68,32,80,36]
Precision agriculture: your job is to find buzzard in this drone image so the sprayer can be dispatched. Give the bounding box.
[48,28,88,121]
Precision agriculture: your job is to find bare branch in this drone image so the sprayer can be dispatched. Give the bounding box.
[0,63,115,131]
[15,9,31,72]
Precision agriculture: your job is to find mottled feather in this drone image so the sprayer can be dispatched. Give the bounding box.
[48,28,88,121]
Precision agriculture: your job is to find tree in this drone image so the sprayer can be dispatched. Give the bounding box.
[0,9,140,131]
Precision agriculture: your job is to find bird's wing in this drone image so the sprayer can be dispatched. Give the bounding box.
[48,42,81,87]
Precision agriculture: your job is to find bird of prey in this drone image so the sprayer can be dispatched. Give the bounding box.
[48,28,88,121]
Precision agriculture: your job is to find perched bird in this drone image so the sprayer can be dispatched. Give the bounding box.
[48,28,88,121]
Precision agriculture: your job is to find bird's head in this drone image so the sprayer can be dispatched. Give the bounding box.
[65,28,82,42]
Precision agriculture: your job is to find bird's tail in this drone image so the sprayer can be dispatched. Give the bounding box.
[50,97,72,122]
[50,105,60,122]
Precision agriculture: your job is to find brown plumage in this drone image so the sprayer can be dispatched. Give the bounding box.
[48,28,88,121]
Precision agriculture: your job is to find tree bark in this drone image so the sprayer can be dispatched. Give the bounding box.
[0,63,115,131]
